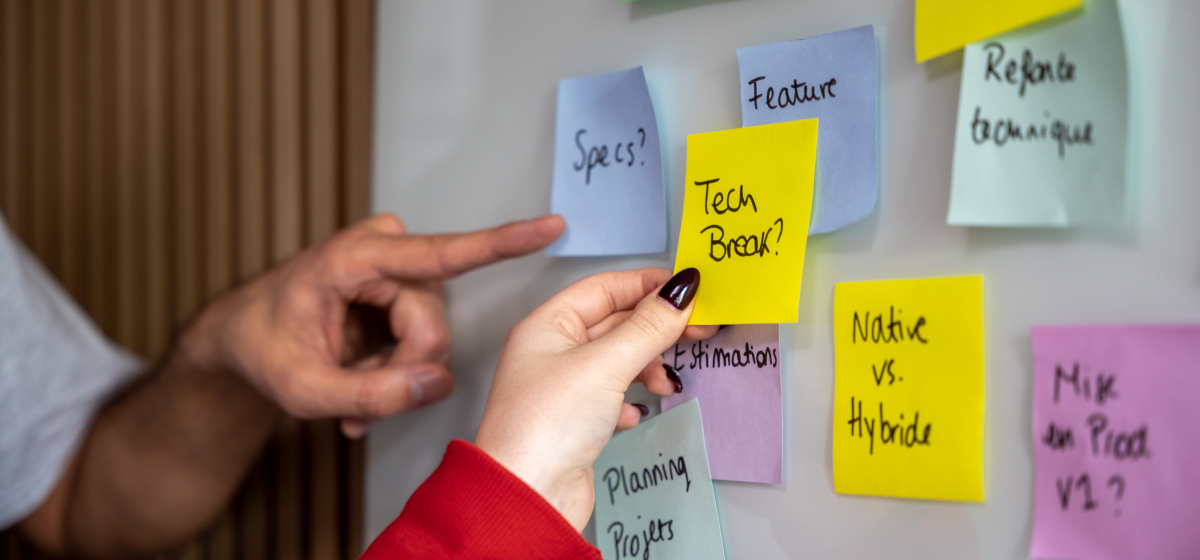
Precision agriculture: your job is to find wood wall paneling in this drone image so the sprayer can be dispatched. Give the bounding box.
[0,0,375,558]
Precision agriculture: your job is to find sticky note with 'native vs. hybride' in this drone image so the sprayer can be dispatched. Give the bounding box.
[832,276,985,502]
[674,120,817,325]
[738,25,878,235]
[662,324,782,484]
[547,66,665,256]
[593,399,725,560]
[949,0,1127,227]
[915,0,1081,62]
[1030,326,1200,560]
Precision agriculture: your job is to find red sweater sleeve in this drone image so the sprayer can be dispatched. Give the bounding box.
[360,440,601,560]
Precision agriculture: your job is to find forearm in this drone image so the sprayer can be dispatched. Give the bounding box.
[25,320,279,558]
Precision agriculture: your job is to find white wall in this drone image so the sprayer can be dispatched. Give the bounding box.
[366,1,1200,558]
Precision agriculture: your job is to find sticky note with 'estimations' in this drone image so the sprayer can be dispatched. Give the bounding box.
[673,119,817,325]
[832,276,985,502]
[915,0,1081,62]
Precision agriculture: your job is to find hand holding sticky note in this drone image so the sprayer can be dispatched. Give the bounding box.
[832,276,985,502]
[674,120,817,325]
[593,399,725,560]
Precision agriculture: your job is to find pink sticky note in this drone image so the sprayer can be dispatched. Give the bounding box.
[1031,325,1200,560]
[662,324,782,484]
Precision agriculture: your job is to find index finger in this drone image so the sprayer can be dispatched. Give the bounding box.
[372,214,564,280]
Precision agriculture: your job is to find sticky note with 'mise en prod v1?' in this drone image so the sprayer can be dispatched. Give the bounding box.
[832,276,985,502]
[662,324,782,484]
[673,119,817,325]
[915,0,1081,62]
[593,399,725,560]
[737,25,878,235]
[547,66,665,257]
[948,0,1127,227]
[1030,325,1200,560]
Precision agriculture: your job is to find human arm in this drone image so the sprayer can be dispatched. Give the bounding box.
[17,213,564,558]
[360,267,711,559]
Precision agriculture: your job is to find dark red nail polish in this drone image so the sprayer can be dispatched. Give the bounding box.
[633,403,650,417]
[664,364,683,394]
[658,268,700,310]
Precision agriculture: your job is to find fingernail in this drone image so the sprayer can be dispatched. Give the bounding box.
[410,370,451,406]
[718,324,731,331]
[664,364,683,394]
[658,268,700,310]
[633,403,650,417]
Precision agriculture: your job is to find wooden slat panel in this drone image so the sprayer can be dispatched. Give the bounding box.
[57,0,82,299]
[202,0,234,299]
[171,0,202,324]
[340,0,374,226]
[306,0,339,245]
[235,0,268,280]
[0,0,375,556]
[269,0,304,262]
[83,0,116,335]
[114,0,146,354]
[30,0,58,275]
[143,0,171,358]
[1,0,29,238]
[309,420,341,560]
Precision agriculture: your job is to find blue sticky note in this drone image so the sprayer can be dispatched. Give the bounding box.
[547,67,666,256]
[593,399,725,560]
[737,25,879,235]
[948,0,1127,227]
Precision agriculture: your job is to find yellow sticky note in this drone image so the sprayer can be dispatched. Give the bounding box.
[674,119,817,325]
[832,276,985,502]
[915,0,1081,63]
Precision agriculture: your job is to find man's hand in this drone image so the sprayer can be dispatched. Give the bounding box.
[18,213,563,558]
[181,212,565,437]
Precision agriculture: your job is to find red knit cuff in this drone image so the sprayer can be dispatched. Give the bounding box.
[361,440,601,560]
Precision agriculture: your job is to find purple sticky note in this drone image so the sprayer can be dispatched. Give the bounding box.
[1031,325,1200,560]
[662,324,782,484]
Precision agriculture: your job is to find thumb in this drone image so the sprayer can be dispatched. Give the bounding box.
[585,268,701,382]
[291,362,455,420]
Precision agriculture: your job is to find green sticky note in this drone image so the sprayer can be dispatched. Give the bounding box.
[948,0,1127,227]
[593,399,726,560]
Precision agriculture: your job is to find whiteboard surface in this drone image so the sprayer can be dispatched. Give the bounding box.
[366,1,1200,558]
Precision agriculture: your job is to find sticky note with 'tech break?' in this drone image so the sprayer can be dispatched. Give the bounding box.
[832,276,985,502]
[673,119,817,325]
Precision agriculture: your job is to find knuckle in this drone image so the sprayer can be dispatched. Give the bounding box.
[354,376,396,418]
[626,308,672,343]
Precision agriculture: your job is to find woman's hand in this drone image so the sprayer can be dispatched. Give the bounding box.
[474,268,715,531]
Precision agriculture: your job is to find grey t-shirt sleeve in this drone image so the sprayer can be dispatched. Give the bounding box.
[0,215,143,529]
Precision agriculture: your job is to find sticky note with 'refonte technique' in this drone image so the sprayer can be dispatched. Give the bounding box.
[673,119,817,325]
[832,276,985,502]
